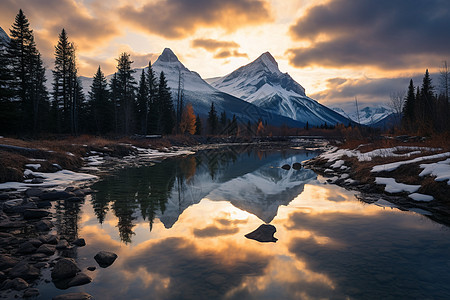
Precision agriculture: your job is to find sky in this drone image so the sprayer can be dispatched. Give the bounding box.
[0,0,449,109]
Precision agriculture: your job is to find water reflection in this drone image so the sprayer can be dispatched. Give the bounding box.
[37,149,450,300]
[90,148,318,243]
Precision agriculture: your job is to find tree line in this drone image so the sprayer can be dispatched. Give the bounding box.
[0,9,206,137]
[401,67,450,135]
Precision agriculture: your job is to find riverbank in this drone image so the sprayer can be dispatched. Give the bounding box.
[304,136,450,225]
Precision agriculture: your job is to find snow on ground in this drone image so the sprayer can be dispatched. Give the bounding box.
[25,164,41,171]
[371,152,450,173]
[0,169,98,191]
[132,147,195,160]
[409,193,434,202]
[419,158,450,185]
[84,155,104,166]
[375,177,420,193]
[320,146,440,163]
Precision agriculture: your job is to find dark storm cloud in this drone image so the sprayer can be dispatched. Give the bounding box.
[123,237,270,299]
[119,0,273,39]
[288,0,450,69]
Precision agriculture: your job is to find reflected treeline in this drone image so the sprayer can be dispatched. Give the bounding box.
[89,147,320,243]
[90,156,198,243]
[53,200,83,258]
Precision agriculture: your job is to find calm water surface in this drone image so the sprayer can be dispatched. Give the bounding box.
[38,148,450,299]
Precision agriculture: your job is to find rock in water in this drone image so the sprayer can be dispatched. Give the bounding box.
[72,238,86,247]
[245,224,278,243]
[292,162,302,170]
[52,292,95,300]
[281,164,291,170]
[94,251,117,268]
[51,258,80,280]
[23,288,40,297]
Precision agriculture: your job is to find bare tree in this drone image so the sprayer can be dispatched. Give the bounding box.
[440,60,449,102]
[388,91,405,128]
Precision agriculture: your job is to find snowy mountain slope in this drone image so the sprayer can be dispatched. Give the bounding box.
[0,27,10,49]
[209,52,351,126]
[332,104,394,126]
[80,49,305,127]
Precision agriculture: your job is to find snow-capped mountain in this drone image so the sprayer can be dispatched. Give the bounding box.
[80,48,304,127]
[208,52,351,126]
[0,27,10,49]
[332,104,394,126]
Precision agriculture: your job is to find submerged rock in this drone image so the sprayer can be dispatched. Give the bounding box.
[94,251,117,268]
[67,272,92,287]
[36,244,56,256]
[245,224,278,243]
[52,292,95,300]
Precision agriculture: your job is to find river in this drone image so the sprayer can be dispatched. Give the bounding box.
[36,147,450,299]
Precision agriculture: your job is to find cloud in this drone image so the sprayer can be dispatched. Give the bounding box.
[214,50,249,59]
[122,237,270,299]
[311,73,439,106]
[119,0,273,39]
[288,0,450,69]
[192,38,249,59]
[192,38,239,51]
[193,224,239,237]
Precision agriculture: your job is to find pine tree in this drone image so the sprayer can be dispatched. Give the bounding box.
[195,114,202,135]
[52,28,81,134]
[207,102,218,135]
[115,52,136,135]
[88,66,110,134]
[402,79,415,131]
[8,9,48,134]
[146,61,158,134]
[157,71,174,135]
[109,72,119,134]
[230,114,238,136]
[136,69,149,134]
[418,69,435,131]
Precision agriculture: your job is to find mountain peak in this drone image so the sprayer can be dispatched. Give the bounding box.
[158,48,179,63]
[253,51,279,73]
[0,26,10,45]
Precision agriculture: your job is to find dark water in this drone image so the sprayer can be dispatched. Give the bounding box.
[37,148,450,299]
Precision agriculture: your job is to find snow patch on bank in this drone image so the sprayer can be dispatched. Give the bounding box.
[375,177,420,193]
[0,169,98,191]
[419,158,450,185]
[371,152,450,173]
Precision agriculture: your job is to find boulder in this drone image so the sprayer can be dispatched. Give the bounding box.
[2,277,29,290]
[72,238,86,247]
[28,238,43,247]
[87,266,96,271]
[0,193,9,201]
[94,251,117,268]
[8,262,40,280]
[40,234,58,244]
[23,209,50,219]
[35,220,53,232]
[36,200,52,208]
[36,244,56,256]
[51,258,80,280]
[39,191,75,201]
[67,272,92,287]
[18,241,37,254]
[0,254,19,270]
[52,292,95,300]
[2,199,24,213]
[281,164,291,170]
[23,288,40,298]
[245,224,278,243]
[25,188,43,197]
[56,239,69,250]
[66,197,83,202]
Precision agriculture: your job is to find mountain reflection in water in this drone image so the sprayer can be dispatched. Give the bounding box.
[89,148,318,243]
